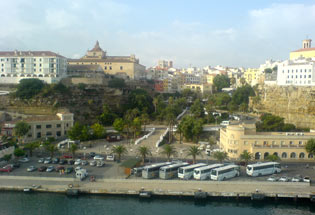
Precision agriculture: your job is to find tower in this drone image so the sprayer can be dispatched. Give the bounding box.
[302,39,312,49]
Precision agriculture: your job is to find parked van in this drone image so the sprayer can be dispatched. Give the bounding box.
[76,169,88,181]
[220,121,230,126]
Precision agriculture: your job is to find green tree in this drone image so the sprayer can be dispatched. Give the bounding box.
[67,122,84,141]
[265,154,280,162]
[239,150,252,165]
[213,151,227,163]
[15,79,44,99]
[161,144,177,161]
[14,121,30,144]
[126,89,154,114]
[208,137,217,149]
[192,119,203,143]
[213,74,230,92]
[111,145,127,162]
[240,77,246,86]
[91,123,106,139]
[239,102,248,113]
[231,85,255,105]
[305,138,315,156]
[186,146,201,164]
[140,113,150,132]
[113,118,125,134]
[214,93,231,108]
[108,78,126,89]
[98,104,117,126]
[137,146,151,164]
[165,109,176,143]
[45,144,58,158]
[24,142,39,157]
[14,148,25,157]
[190,99,204,118]
[131,117,142,140]
[69,144,79,159]
[3,154,12,162]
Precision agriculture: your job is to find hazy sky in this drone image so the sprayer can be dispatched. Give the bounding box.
[1,0,315,68]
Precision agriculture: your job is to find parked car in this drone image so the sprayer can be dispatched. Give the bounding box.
[12,163,20,168]
[68,160,75,165]
[46,166,55,172]
[89,152,96,158]
[96,161,105,167]
[81,160,88,166]
[267,175,279,182]
[38,158,44,163]
[38,166,47,172]
[279,176,289,182]
[62,154,73,159]
[74,159,82,165]
[52,158,60,164]
[94,155,104,161]
[89,160,96,166]
[56,166,65,172]
[75,166,82,172]
[0,165,13,172]
[292,175,303,182]
[59,159,67,165]
[27,166,37,172]
[106,155,115,161]
[19,158,30,163]
[303,176,311,183]
[65,167,74,174]
[44,158,52,164]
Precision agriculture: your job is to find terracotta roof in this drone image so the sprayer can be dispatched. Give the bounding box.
[0,51,65,58]
[291,47,315,52]
[23,115,60,122]
[89,41,104,52]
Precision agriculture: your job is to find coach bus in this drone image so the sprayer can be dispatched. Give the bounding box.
[246,162,281,176]
[159,162,189,179]
[193,164,224,180]
[210,164,240,181]
[142,162,172,179]
[178,163,207,180]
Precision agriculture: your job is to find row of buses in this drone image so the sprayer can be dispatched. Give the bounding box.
[140,161,281,181]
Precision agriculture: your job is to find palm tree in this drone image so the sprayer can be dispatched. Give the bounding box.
[305,138,315,156]
[165,111,176,143]
[24,141,39,157]
[213,151,227,163]
[161,144,177,161]
[186,146,201,164]
[69,144,79,159]
[14,121,30,144]
[111,145,127,162]
[45,144,58,158]
[137,146,151,164]
[265,154,280,162]
[153,97,159,113]
[239,150,252,165]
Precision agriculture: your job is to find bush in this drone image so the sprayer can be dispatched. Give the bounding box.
[15,79,44,99]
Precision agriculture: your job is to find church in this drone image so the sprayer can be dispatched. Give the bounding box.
[68,41,146,80]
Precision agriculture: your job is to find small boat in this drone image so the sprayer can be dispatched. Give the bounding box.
[23,188,32,192]
[139,191,152,198]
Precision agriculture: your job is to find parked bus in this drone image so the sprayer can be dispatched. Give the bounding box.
[193,164,224,180]
[246,162,281,177]
[142,162,172,179]
[178,163,207,180]
[210,165,240,181]
[159,162,189,180]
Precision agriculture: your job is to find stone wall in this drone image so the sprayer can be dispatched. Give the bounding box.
[249,85,315,129]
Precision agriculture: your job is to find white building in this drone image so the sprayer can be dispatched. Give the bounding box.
[0,51,67,84]
[277,58,315,86]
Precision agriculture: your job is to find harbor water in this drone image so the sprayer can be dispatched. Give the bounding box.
[0,192,314,215]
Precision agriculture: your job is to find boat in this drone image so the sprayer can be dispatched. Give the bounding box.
[139,191,152,198]
[23,188,32,192]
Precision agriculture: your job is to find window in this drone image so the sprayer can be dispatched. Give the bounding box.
[36,125,41,129]
[281,152,287,158]
[34,64,36,66]
[109,66,112,70]
[289,141,293,145]
[104,66,107,70]
[299,141,303,145]
[56,124,61,128]
[120,66,123,70]
[56,131,61,137]
[37,132,41,138]
[46,131,52,136]
[28,134,32,138]
[46,124,52,129]
[263,141,268,146]
[309,75,312,78]
[290,152,296,158]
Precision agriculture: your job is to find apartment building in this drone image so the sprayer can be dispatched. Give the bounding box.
[220,123,315,160]
[0,51,67,84]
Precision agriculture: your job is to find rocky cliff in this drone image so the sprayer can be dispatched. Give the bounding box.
[249,85,315,129]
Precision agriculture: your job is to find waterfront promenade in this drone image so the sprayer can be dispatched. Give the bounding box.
[0,175,314,199]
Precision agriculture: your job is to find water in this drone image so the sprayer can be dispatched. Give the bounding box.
[0,192,314,215]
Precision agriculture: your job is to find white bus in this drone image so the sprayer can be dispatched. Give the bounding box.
[246,162,281,177]
[142,162,172,179]
[159,162,189,180]
[178,163,207,180]
[210,165,240,181]
[194,164,224,180]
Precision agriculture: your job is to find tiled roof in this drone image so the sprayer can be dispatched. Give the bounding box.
[291,47,315,52]
[0,51,65,58]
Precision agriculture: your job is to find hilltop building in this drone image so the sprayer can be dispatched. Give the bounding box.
[290,39,315,60]
[68,41,146,80]
[0,51,67,84]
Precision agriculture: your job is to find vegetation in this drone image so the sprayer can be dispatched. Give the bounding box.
[265,154,280,162]
[108,78,126,89]
[179,116,203,143]
[45,144,58,158]
[24,142,39,157]
[213,74,230,92]
[137,146,151,164]
[213,151,227,163]
[15,79,45,99]
[305,138,315,156]
[239,150,252,165]
[14,148,25,157]
[111,145,127,162]
[98,104,117,126]
[14,121,30,144]
[186,146,201,164]
[91,123,106,139]
[3,154,12,162]
[161,144,177,162]
[69,144,79,159]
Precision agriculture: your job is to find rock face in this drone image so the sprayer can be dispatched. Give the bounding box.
[250,85,315,129]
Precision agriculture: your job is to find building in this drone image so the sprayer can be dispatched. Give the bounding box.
[290,39,315,60]
[1,112,74,143]
[68,41,146,80]
[157,60,173,69]
[220,123,315,160]
[0,51,67,84]
[277,58,315,86]
[243,68,260,86]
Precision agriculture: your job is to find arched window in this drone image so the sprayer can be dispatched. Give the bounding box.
[299,152,305,159]
[39,74,43,77]
[282,152,287,159]
[1,74,5,77]
[290,152,296,159]
[255,152,261,160]
[308,153,313,159]
[264,152,269,159]
[273,152,278,157]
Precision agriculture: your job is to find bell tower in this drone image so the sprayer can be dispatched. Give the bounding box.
[302,39,312,49]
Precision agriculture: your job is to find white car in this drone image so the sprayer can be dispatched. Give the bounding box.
[89,160,96,166]
[279,176,289,182]
[303,176,311,183]
[291,175,303,182]
[19,158,30,163]
[75,166,82,172]
[26,166,36,172]
[38,158,44,163]
[267,175,279,182]
[74,159,82,165]
[94,155,104,161]
[44,158,52,164]
[96,161,105,167]
[81,160,88,166]
[46,166,55,172]
[106,155,115,161]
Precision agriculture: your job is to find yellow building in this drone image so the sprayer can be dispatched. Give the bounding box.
[183,83,212,94]
[220,123,315,160]
[290,39,315,60]
[203,73,216,85]
[244,68,260,86]
[68,41,146,80]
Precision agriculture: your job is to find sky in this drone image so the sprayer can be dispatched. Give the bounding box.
[0,0,315,68]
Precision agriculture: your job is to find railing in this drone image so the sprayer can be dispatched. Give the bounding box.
[253,144,304,149]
